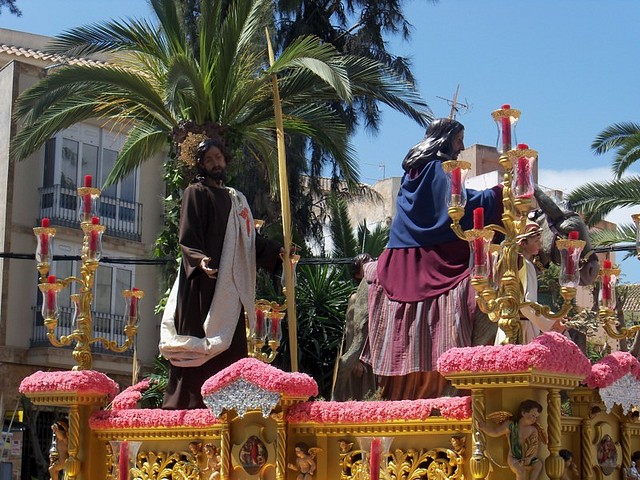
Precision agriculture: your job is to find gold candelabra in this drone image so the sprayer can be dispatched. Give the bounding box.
[597,260,640,339]
[246,299,286,363]
[34,177,142,370]
[443,106,584,344]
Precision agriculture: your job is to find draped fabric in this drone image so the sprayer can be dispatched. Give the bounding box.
[361,158,503,399]
[361,262,477,377]
[162,182,281,410]
[380,161,503,303]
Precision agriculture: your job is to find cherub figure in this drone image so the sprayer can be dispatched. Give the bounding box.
[449,433,466,456]
[559,449,579,480]
[48,418,69,480]
[287,442,320,480]
[478,400,547,480]
[338,440,353,454]
[201,443,221,480]
[188,441,208,474]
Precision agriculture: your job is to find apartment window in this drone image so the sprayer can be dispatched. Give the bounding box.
[40,124,142,240]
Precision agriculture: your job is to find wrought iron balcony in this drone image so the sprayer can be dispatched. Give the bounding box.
[31,306,132,356]
[39,184,142,241]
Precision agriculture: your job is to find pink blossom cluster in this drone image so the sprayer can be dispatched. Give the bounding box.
[287,397,472,423]
[111,379,152,410]
[90,408,219,429]
[19,370,119,400]
[584,351,640,388]
[437,332,591,377]
[201,358,318,398]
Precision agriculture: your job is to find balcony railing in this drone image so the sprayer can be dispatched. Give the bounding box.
[39,184,142,241]
[31,306,132,357]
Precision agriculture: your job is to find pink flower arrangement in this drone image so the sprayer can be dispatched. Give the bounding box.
[111,379,151,410]
[287,397,471,423]
[90,408,219,430]
[437,332,591,377]
[19,370,119,400]
[201,358,318,398]
[584,351,640,389]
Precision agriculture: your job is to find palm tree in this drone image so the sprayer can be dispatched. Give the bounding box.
[568,122,640,245]
[11,0,430,191]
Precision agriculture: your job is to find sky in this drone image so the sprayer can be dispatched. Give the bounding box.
[2,0,640,280]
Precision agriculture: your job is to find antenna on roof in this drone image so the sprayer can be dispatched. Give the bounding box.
[436,84,471,119]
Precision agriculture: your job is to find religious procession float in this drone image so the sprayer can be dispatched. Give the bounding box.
[18,105,640,480]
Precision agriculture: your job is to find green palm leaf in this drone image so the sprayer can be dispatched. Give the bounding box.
[568,177,640,226]
[105,124,169,186]
[591,122,640,179]
[590,223,637,247]
[327,194,358,258]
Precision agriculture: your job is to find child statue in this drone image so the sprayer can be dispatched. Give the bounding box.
[288,442,320,480]
[478,400,548,480]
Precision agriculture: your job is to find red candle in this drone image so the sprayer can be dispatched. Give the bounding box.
[129,288,139,318]
[451,167,462,195]
[473,207,484,229]
[517,158,528,188]
[500,104,512,151]
[256,308,264,336]
[602,259,612,300]
[472,208,486,269]
[89,217,100,253]
[370,438,381,480]
[271,314,280,338]
[82,175,93,217]
[40,218,50,256]
[566,231,579,275]
[119,440,129,480]
[46,275,56,313]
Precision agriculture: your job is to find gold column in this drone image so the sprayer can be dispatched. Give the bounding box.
[621,421,631,474]
[469,389,490,479]
[220,415,230,480]
[275,413,287,480]
[545,388,563,480]
[581,418,594,480]
[65,405,81,480]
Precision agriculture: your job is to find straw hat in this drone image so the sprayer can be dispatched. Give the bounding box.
[516,220,542,243]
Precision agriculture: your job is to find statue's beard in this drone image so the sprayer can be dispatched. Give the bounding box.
[204,168,226,182]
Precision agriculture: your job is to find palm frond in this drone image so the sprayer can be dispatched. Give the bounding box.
[591,122,640,179]
[357,220,389,256]
[104,124,169,186]
[11,100,98,160]
[48,18,167,59]
[270,36,352,101]
[567,177,640,226]
[327,194,358,258]
[589,223,637,247]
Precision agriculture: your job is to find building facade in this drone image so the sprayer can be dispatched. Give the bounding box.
[0,29,166,410]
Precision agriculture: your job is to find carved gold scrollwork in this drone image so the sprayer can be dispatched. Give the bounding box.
[339,443,463,480]
[128,451,200,480]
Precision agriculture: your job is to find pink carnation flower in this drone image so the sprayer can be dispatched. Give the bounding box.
[287,397,471,423]
[437,332,591,378]
[584,351,640,388]
[111,379,152,410]
[201,358,318,398]
[90,408,219,430]
[19,370,119,400]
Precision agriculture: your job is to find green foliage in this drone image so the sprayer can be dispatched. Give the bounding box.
[570,121,640,226]
[140,356,171,408]
[290,264,354,397]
